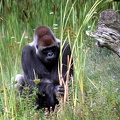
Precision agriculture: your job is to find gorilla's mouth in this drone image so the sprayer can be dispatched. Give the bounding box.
[46,57,55,63]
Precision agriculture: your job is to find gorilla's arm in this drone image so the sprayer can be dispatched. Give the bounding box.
[36,80,63,107]
[22,45,49,81]
[62,42,73,81]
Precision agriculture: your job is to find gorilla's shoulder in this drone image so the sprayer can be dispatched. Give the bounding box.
[22,45,35,54]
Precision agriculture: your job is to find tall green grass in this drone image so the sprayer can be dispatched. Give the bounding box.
[0,0,120,119]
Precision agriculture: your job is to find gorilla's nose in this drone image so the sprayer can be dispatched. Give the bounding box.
[48,52,53,57]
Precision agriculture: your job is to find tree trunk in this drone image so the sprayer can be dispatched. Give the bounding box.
[87,9,120,57]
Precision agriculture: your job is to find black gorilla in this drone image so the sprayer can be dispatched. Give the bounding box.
[15,26,73,111]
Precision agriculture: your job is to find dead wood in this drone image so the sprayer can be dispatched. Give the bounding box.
[87,9,120,57]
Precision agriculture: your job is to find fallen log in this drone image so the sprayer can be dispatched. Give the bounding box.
[87,9,120,57]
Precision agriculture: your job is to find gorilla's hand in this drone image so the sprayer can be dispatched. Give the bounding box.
[54,85,64,96]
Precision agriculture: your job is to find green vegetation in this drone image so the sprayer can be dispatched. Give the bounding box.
[0,0,120,119]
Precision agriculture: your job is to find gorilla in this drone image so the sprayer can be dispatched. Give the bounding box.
[15,26,73,111]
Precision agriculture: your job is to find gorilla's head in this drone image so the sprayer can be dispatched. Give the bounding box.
[33,26,60,64]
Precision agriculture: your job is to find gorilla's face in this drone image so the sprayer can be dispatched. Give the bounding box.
[37,44,60,64]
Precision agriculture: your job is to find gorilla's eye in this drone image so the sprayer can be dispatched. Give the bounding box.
[52,47,56,51]
[42,49,48,55]
[43,51,48,54]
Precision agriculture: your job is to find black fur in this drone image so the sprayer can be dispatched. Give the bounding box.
[21,41,73,110]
